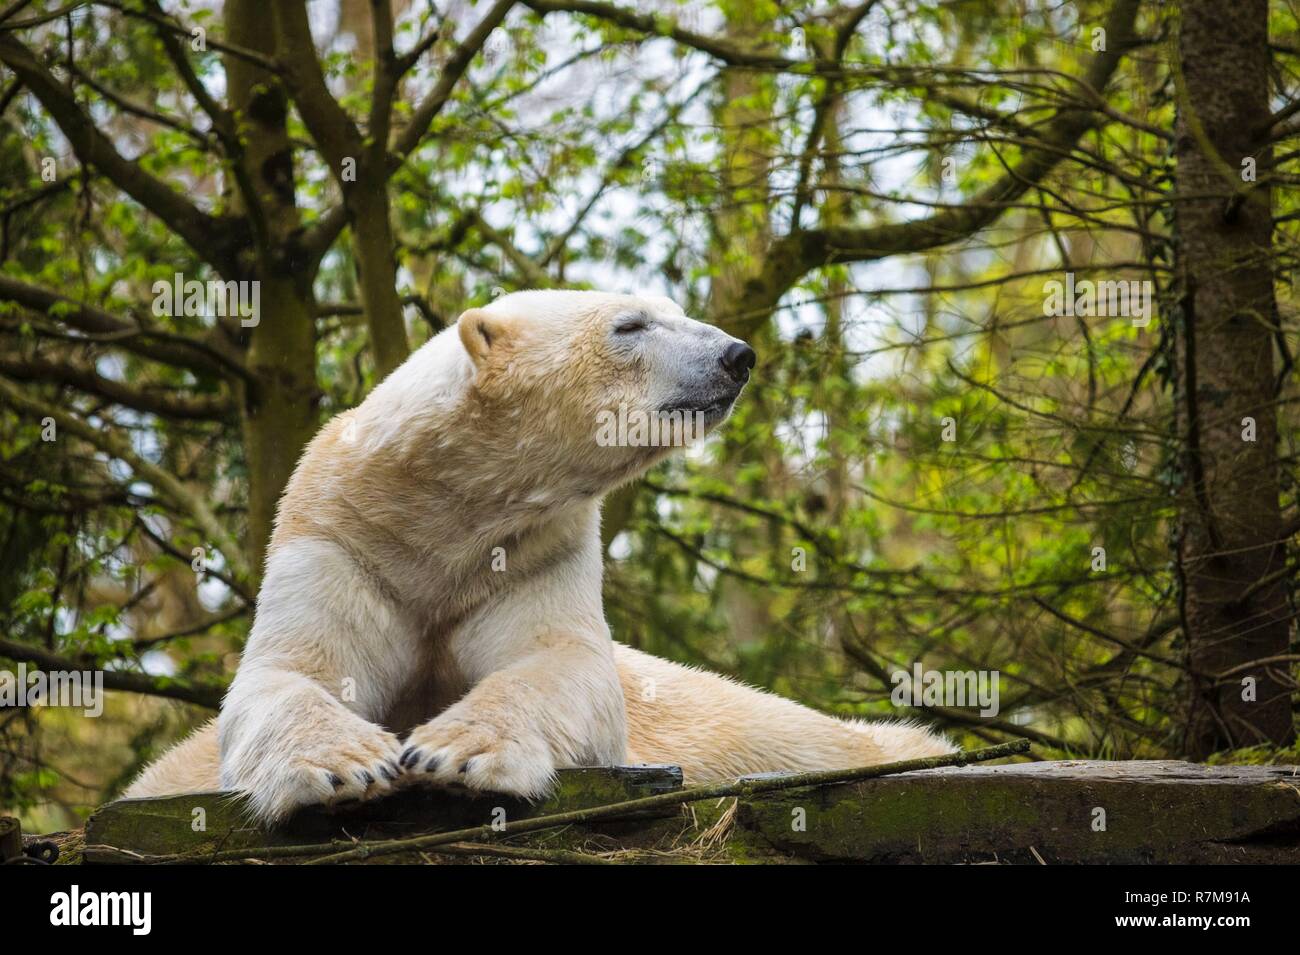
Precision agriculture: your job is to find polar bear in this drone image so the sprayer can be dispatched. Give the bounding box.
[126,290,952,822]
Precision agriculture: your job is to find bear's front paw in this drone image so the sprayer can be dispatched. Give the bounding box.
[235,722,404,824]
[399,716,555,798]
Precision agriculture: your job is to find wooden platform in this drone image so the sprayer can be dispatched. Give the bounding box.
[53,760,1300,864]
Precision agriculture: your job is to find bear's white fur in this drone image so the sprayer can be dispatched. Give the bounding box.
[126,290,952,822]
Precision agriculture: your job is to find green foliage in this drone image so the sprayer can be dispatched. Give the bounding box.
[0,0,1296,832]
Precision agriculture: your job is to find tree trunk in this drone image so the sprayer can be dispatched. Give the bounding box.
[226,0,321,582]
[347,188,410,379]
[706,12,774,341]
[1174,0,1294,756]
[270,1,410,382]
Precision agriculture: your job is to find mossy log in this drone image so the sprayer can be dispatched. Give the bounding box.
[83,765,685,864]
[733,760,1300,863]
[76,760,1300,864]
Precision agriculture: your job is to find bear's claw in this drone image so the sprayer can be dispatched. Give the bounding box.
[397,715,555,798]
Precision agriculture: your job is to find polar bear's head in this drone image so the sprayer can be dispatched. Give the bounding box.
[454,289,754,491]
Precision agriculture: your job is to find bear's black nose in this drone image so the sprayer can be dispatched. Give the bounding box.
[720,341,756,384]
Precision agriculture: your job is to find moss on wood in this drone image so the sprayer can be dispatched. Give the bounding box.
[70,760,1300,864]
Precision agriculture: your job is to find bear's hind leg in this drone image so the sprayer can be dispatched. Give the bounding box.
[123,718,221,798]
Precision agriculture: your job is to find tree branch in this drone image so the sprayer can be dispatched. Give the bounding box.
[391,0,517,162]
[769,0,1143,284]
[523,0,798,69]
[274,2,362,169]
[0,637,223,709]
[0,376,249,582]
[0,348,235,420]
[0,275,248,382]
[293,0,516,266]
[0,32,241,272]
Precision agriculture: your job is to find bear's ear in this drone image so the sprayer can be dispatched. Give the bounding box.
[457,308,514,365]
